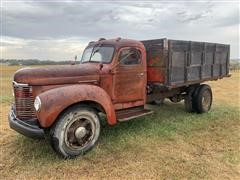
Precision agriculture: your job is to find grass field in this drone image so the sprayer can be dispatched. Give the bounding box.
[0,65,239,179]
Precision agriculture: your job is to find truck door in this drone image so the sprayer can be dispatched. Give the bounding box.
[112,47,146,105]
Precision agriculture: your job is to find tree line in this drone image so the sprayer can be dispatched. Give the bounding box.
[1,59,239,70]
[0,59,72,66]
[230,59,240,71]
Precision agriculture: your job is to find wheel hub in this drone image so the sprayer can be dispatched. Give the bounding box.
[75,126,87,139]
[202,90,210,110]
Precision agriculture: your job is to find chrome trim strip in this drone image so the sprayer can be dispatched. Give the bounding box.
[12,81,29,87]
[78,80,98,83]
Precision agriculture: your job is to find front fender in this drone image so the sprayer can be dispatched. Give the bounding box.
[36,84,117,128]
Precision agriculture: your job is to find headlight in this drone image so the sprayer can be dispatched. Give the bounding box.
[34,96,41,112]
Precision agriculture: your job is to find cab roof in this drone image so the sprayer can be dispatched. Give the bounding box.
[87,38,144,49]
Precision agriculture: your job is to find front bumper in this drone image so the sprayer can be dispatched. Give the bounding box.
[8,108,45,139]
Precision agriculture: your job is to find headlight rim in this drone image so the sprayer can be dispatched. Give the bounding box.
[34,96,41,112]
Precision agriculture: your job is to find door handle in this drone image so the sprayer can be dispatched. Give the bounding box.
[138,73,144,76]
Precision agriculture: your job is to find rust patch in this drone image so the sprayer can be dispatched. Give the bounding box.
[37,84,116,127]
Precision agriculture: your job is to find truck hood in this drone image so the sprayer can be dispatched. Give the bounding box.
[14,64,100,86]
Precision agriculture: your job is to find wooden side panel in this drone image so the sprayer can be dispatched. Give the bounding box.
[141,39,167,83]
[168,40,230,87]
[142,38,230,88]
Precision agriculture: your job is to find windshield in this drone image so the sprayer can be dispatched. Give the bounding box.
[81,45,114,63]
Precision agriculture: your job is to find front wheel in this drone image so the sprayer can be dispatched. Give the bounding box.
[193,84,213,113]
[50,105,101,158]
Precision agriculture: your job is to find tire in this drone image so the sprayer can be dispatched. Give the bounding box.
[50,105,101,158]
[184,86,197,113]
[193,84,212,113]
[184,96,194,112]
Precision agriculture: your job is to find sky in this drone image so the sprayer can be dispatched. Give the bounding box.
[1,0,239,61]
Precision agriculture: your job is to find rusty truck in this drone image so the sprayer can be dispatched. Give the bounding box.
[9,38,230,157]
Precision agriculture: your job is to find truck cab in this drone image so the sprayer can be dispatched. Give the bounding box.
[8,38,230,158]
[82,38,147,110]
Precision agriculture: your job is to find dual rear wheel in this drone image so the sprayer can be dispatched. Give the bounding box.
[185,84,212,113]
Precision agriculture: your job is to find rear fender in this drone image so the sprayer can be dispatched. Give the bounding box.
[36,84,116,128]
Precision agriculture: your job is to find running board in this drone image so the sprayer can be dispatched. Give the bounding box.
[117,109,153,122]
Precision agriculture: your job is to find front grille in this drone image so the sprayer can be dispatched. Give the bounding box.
[13,81,36,120]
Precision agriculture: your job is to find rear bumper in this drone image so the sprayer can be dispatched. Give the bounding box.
[8,108,45,139]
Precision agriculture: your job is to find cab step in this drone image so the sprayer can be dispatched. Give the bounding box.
[116,108,153,122]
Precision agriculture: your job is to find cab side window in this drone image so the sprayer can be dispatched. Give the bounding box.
[119,48,141,65]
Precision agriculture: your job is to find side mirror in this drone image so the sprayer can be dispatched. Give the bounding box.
[99,63,103,70]
[71,55,77,65]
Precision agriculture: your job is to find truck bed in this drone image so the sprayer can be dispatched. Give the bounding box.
[141,39,230,88]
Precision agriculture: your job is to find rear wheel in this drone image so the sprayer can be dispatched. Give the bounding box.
[50,105,100,158]
[184,96,194,112]
[184,86,197,112]
[193,84,212,113]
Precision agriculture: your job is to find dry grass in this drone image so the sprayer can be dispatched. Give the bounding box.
[0,65,239,179]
